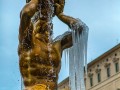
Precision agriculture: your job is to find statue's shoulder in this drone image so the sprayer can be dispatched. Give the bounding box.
[53,31,71,42]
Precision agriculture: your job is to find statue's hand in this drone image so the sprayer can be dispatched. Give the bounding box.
[69,19,79,28]
[55,3,64,15]
[69,19,83,33]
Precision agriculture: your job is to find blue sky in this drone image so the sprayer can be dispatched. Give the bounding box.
[0,0,120,90]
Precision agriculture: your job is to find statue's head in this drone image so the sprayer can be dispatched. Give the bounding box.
[26,0,31,3]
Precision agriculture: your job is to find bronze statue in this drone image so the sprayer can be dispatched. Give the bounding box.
[18,0,82,90]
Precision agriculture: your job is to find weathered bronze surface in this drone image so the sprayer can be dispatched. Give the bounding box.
[18,0,81,89]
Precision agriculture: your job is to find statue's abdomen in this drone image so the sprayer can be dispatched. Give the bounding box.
[19,47,60,89]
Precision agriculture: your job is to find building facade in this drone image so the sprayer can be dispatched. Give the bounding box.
[58,44,120,90]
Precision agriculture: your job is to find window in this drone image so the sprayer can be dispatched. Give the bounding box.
[115,53,117,56]
[107,67,110,77]
[97,72,101,82]
[115,62,119,73]
[97,64,99,67]
[106,59,108,62]
[90,76,93,87]
[88,73,93,87]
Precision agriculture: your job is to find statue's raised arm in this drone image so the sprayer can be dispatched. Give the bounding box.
[55,0,82,31]
[19,0,40,48]
[54,0,84,51]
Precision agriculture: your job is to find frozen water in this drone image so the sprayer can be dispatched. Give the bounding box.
[54,18,89,90]
[64,19,89,90]
[64,48,69,69]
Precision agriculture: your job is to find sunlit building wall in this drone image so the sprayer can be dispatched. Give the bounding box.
[58,44,120,90]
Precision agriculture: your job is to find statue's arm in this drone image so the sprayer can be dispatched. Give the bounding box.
[54,31,73,51]
[55,0,79,29]
[54,0,82,50]
[19,0,39,43]
[61,32,73,50]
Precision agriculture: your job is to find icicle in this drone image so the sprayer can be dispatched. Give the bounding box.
[64,49,67,68]
[66,19,89,90]
[69,47,76,90]
[63,48,69,69]
[66,48,69,68]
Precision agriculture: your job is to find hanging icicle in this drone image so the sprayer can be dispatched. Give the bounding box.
[68,19,89,90]
[57,18,89,90]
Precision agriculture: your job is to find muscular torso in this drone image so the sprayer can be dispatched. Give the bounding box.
[19,0,63,89]
[19,41,61,89]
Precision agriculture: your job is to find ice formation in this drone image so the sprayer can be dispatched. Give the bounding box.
[64,19,89,90]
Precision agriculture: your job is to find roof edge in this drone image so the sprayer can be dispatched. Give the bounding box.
[88,43,120,67]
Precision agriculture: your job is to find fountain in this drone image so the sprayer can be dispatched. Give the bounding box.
[18,0,89,90]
